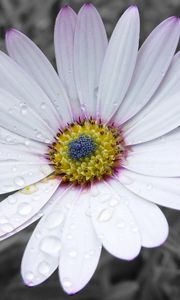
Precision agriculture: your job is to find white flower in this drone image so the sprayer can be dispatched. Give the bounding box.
[0,3,179,294]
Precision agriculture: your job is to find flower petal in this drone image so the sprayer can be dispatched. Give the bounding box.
[0,51,60,131]
[54,6,81,118]
[0,127,49,154]
[21,186,75,286]
[90,181,141,260]
[0,162,53,194]
[117,169,180,210]
[124,91,180,144]
[74,3,108,117]
[123,133,180,177]
[124,51,180,144]
[0,177,60,240]
[124,51,180,136]
[109,180,168,247]
[0,89,54,143]
[0,142,48,163]
[59,190,102,294]
[97,6,139,121]
[114,17,180,124]
[6,29,73,126]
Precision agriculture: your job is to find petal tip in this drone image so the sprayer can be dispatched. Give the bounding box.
[57,5,75,18]
[81,2,95,10]
[6,28,17,37]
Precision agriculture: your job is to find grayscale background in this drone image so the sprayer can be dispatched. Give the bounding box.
[0,0,180,299]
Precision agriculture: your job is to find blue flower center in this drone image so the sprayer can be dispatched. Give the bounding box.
[68,135,97,160]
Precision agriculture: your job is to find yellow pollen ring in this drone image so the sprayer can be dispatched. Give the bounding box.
[49,119,125,186]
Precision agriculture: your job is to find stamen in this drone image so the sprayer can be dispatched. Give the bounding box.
[68,135,96,160]
[48,119,126,186]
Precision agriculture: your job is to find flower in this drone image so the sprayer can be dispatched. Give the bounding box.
[0,2,179,294]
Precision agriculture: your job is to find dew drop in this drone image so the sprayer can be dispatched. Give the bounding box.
[18,203,32,216]
[14,176,25,187]
[20,104,28,115]
[38,261,50,275]
[63,278,72,288]
[24,140,30,146]
[40,236,62,257]
[0,216,8,224]
[25,271,34,284]
[109,198,119,207]
[69,250,77,258]
[117,221,125,229]
[46,212,64,229]
[97,208,114,222]
[146,183,153,190]
[66,234,73,240]
[40,102,46,110]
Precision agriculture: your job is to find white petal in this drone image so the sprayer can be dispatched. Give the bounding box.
[54,6,81,118]
[109,180,168,247]
[124,51,180,134]
[0,89,54,143]
[124,134,180,177]
[0,162,53,194]
[124,91,180,144]
[74,3,108,117]
[117,169,180,210]
[0,127,49,154]
[90,181,141,260]
[0,177,60,240]
[0,51,60,131]
[115,17,180,124]
[21,186,76,286]
[0,142,48,163]
[98,6,139,121]
[59,189,102,294]
[6,29,73,126]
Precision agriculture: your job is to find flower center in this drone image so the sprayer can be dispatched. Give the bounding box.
[68,135,97,160]
[48,119,126,186]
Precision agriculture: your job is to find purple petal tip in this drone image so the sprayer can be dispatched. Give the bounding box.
[83,2,94,8]
[5,28,18,38]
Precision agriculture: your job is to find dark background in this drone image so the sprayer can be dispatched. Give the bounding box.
[0,0,180,299]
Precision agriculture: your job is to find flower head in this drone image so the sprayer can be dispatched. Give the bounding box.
[0,3,180,295]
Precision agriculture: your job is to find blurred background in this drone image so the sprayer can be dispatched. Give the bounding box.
[0,0,180,299]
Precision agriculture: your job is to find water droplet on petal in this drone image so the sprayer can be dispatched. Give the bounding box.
[109,198,119,207]
[146,183,153,190]
[38,261,50,275]
[69,250,77,258]
[18,203,32,216]
[97,208,114,222]
[40,236,61,257]
[46,212,64,229]
[25,271,34,285]
[66,234,73,240]
[20,104,28,115]
[63,278,72,288]
[40,102,46,110]
[117,221,125,229]
[0,216,9,224]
